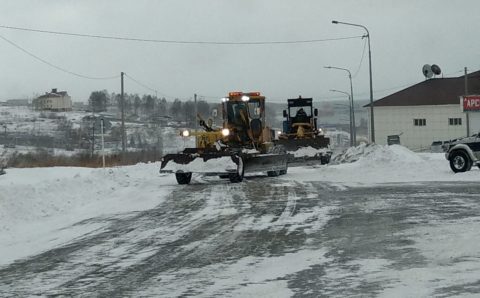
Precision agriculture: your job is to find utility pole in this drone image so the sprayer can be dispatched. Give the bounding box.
[121,72,126,154]
[464,67,470,137]
[2,124,6,146]
[101,118,105,168]
[91,119,95,157]
[194,93,198,145]
[368,33,374,143]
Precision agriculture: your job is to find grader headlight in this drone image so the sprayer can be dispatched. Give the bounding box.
[182,130,190,137]
[221,128,230,137]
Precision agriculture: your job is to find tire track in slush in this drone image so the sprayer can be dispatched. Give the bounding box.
[10,178,459,297]
[0,179,326,297]
[0,183,212,296]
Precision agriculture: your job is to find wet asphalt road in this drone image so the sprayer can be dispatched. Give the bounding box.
[1,177,480,297]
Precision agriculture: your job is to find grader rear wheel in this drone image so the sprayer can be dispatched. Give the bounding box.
[229,156,244,183]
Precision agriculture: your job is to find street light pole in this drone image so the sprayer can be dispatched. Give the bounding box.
[330,89,353,147]
[332,20,374,143]
[324,66,356,145]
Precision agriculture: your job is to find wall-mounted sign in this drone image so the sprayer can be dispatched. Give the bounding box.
[462,95,480,112]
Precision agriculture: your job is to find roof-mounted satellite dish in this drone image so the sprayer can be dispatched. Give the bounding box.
[431,64,441,76]
[422,64,433,79]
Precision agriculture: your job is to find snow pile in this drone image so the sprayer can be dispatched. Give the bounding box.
[289,146,330,157]
[332,143,422,165]
[287,144,478,185]
[348,144,422,165]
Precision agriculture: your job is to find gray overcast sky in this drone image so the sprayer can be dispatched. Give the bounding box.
[1,0,479,103]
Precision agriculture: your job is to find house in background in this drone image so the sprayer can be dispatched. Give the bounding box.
[33,88,72,111]
[365,71,480,151]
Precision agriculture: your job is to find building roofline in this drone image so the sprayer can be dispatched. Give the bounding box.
[364,70,480,108]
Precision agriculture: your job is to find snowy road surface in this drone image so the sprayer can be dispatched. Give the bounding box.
[1,145,480,297]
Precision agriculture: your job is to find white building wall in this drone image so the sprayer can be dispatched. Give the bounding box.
[469,112,480,134]
[36,95,72,111]
[50,95,72,110]
[368,105,479,150]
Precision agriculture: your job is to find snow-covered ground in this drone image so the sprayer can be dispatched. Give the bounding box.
[1,144,477,263]
[0,105,86,135]
[1,144,479,296]
[0,163,176,266]
[0,105,193,160]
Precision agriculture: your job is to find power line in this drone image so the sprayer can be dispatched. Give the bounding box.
[112,65,480,102]
[445,69,464,76]
[0,24,364,45]
[0,32,184,101]
[124,74,171,98]
[0,33,119,80]
[376,68,477,95]
[123,74,159,94]
[346,68,473,100]
[124,73,193,100]
[352,36,367,78]
[3,24,475,103]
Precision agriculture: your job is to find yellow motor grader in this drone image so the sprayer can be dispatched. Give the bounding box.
[276,96,332,166]
[160,91,288,184]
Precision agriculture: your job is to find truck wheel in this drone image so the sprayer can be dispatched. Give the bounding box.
[175,172,192,184]
[449,151,472,173]
[229,156,244,183]
[279,168,287,175]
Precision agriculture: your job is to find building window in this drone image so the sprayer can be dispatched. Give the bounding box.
[413,118,426,126]
[448,118,462,126]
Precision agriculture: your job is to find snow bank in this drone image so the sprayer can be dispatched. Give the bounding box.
[332,143,422,164]
[287,144,479,185]
[0,163,176,266]
[289,146,330,158]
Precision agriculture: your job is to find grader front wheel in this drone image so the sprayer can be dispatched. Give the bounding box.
[229,156,244,183]
[175,172,192,184]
